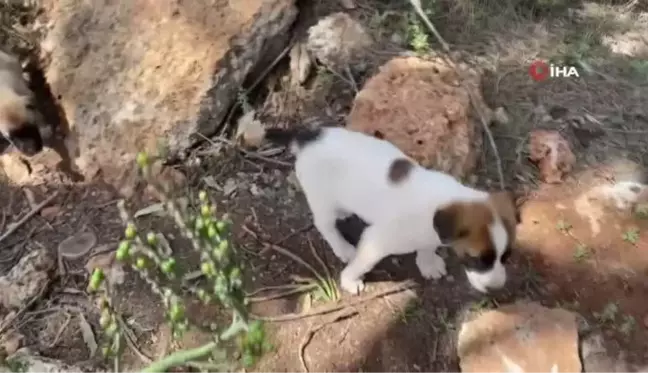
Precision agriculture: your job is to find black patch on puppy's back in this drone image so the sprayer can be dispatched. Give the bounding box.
[335,214,369,247]
[387,158,413,184]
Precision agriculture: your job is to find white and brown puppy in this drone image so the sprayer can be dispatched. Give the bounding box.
[0,49,44,156]
[264,125,520,295]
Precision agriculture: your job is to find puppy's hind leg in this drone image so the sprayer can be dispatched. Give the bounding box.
[339,225,390,295]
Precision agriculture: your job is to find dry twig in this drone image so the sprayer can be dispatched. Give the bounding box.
[194,132,291,167]
[0,190,59,244]
[250,280,418,322]
[299,309,358,372]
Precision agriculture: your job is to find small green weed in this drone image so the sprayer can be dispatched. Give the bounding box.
[634,203,648,220]
[556,219,572,233]
[401,298,426,324]
[594,302,619,324]
[619,315,636,336]
[622,227,640,244]
[573,244,590,262]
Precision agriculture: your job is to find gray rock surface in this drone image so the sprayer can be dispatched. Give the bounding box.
[36,0,297,189]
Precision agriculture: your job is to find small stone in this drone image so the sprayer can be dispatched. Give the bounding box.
[0,154,31,183]
[40,205,61,220]
[58,232,97,260]
[223,178,237,197]
[306,12,372,70]
[249,183,263,196]
[0,249,55,310]
[528,129,575,184]
[493,107,510,125]
[1,331,24,355]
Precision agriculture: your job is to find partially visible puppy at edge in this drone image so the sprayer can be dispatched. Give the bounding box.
[0,49,45,156]
[245,122,521,295]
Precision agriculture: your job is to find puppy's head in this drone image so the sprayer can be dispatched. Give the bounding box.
[0,89,43,156]
[433,190,520,293]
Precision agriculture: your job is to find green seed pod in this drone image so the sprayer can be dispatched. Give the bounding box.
[214,274,228,295]
[207,224,218,239]
[135,257,148,269]
[136,152,149,169]
[105,321,118,337]
[146,232,157,246]
[169,302,185,322]
[194,217,205,232]
[201,262,214,276]
[124,223,137,240]
[198,190,208,202]
[216,220,226,232]
[229,267,241,281]
[200,204,211,217]
[116,241,131,261]
[161,258,176,274]
[101,346,111,357]
[89,268,105,291]
[99,310,112,328]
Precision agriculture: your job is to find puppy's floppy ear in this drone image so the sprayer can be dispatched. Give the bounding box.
[433,204,461,243]
[491,189,521,225]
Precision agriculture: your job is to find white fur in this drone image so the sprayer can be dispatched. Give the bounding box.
[288,127,510,294]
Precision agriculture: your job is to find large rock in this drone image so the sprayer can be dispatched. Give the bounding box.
[346,56,489,179]
[36,0,297,187]
[457,302,581,372]
[0,248,54,310]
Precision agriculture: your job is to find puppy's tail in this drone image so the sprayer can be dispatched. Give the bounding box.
[263,127,323,155]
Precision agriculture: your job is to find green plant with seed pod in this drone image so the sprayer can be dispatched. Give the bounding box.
[87,150,269,373]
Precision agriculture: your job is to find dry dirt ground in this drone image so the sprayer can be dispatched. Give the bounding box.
[2,0,648,371]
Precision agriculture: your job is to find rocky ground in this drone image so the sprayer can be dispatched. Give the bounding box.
[2,0,648,372]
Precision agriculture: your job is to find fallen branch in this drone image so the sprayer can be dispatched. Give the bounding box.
[407,0,450,52]
[0,190,60,244]
[249,284,317,303]
[299,309,358,373]
[250,280,418,322]
[141,341,219,373]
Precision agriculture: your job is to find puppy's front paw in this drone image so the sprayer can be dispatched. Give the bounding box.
[340,273,365,295]
[418,256,447,280]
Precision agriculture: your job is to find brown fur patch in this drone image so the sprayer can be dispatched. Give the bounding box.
[488,190,520,246]
[433,201,496,259]
[387,158,413,184]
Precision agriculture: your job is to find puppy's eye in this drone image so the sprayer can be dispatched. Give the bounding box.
[457,228,469,238]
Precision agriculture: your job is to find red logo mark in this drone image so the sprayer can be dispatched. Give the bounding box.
[529,60,550,82]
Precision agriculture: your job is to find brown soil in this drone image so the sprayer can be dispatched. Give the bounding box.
[2,0,648,371]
